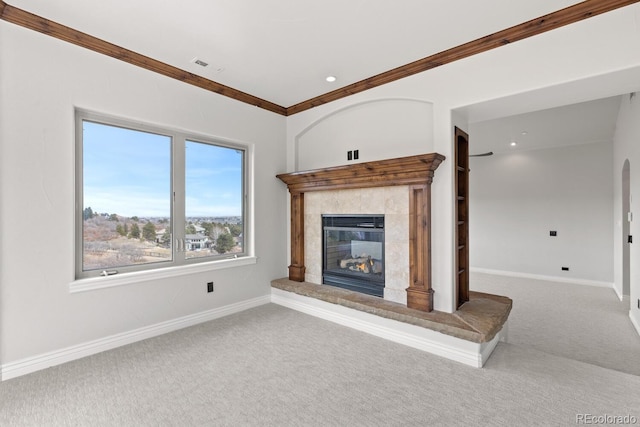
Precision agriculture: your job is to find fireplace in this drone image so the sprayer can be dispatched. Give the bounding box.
[322,215,385,297]
[276,153,445,312]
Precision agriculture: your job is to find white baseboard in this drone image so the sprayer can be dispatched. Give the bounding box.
[613,286,624,301]
[470,267,614,289]
[271,288,504,368]
[630,310,640,337]
[1,295,271,381]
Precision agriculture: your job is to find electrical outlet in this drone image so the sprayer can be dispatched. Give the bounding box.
[207,282,214,293]
[561,267,569,271]
[347,151,353,161]
[353,149,359,160]
[550,231,557,237]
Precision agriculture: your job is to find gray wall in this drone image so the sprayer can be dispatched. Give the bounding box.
[468,142,613,284]
[613,94,640,331]
[0,23,287,367]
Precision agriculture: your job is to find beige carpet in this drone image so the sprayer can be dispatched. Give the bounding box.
[0,274,638,426]
[471,272,640,376]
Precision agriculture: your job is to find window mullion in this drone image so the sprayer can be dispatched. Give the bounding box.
[172,134,187,264]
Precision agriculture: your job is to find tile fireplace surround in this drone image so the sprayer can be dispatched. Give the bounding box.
[277,153,445,312]
[305,187,409,304]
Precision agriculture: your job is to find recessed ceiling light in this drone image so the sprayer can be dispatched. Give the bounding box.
[521,131,528,135]
[510,141,518,147]
[326,75,337,83]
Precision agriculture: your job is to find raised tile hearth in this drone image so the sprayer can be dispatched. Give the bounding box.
[271,277,512,367]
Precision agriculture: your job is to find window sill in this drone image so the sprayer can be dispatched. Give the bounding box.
[69,256,258,293]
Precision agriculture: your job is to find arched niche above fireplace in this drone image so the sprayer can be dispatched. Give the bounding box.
[277,153,445,312]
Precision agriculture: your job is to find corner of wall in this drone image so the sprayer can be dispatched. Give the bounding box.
[630,308,640,338]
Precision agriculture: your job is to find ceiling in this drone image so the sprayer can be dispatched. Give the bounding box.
[468,95,623,156]
[9,0,584,107]
[5,1,639,155]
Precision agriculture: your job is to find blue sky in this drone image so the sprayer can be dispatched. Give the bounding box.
[83,121,243,218]
[185,139,243,218]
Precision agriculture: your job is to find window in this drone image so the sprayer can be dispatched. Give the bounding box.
[75,110,249,279]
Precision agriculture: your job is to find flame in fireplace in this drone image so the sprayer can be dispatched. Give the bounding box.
[347,256,375,274]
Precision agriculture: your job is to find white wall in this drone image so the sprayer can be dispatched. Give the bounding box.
[468,142,613,284]
[296,99,434,170]
[286,4,640,312]
[0,23,287,366]
[613,93,640,332]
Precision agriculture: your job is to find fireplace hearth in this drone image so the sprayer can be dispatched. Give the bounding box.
[322,215,385,297]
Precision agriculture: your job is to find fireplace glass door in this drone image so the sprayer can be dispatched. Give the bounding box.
[322,215,384,297]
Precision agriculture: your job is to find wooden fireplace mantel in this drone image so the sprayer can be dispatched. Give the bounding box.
[276,153,445,312]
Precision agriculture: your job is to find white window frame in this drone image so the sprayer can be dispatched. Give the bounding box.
[72,109,255,290]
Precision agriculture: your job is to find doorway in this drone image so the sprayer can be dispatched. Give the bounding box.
[622,159,631,297]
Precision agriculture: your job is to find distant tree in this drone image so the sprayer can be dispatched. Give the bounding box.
[161,226,171,247]
[109,213,119,221]
[131,216,139,222]
[186,224,196,235]
[228,223,243,237]
[201,221,213,236]
[83,207,94,220]
[115,224,126,236]
[129,223,141,239]
[142,221,156,241]
[216,233,235,254]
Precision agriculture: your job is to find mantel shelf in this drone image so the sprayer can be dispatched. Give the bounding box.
[276,153,445,193]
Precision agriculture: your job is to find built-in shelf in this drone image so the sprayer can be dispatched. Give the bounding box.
[455,128,470,308]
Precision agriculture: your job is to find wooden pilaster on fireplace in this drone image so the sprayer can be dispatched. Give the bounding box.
[276,153,445,312]
[288,192,306,281]
[407,184,434,312]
